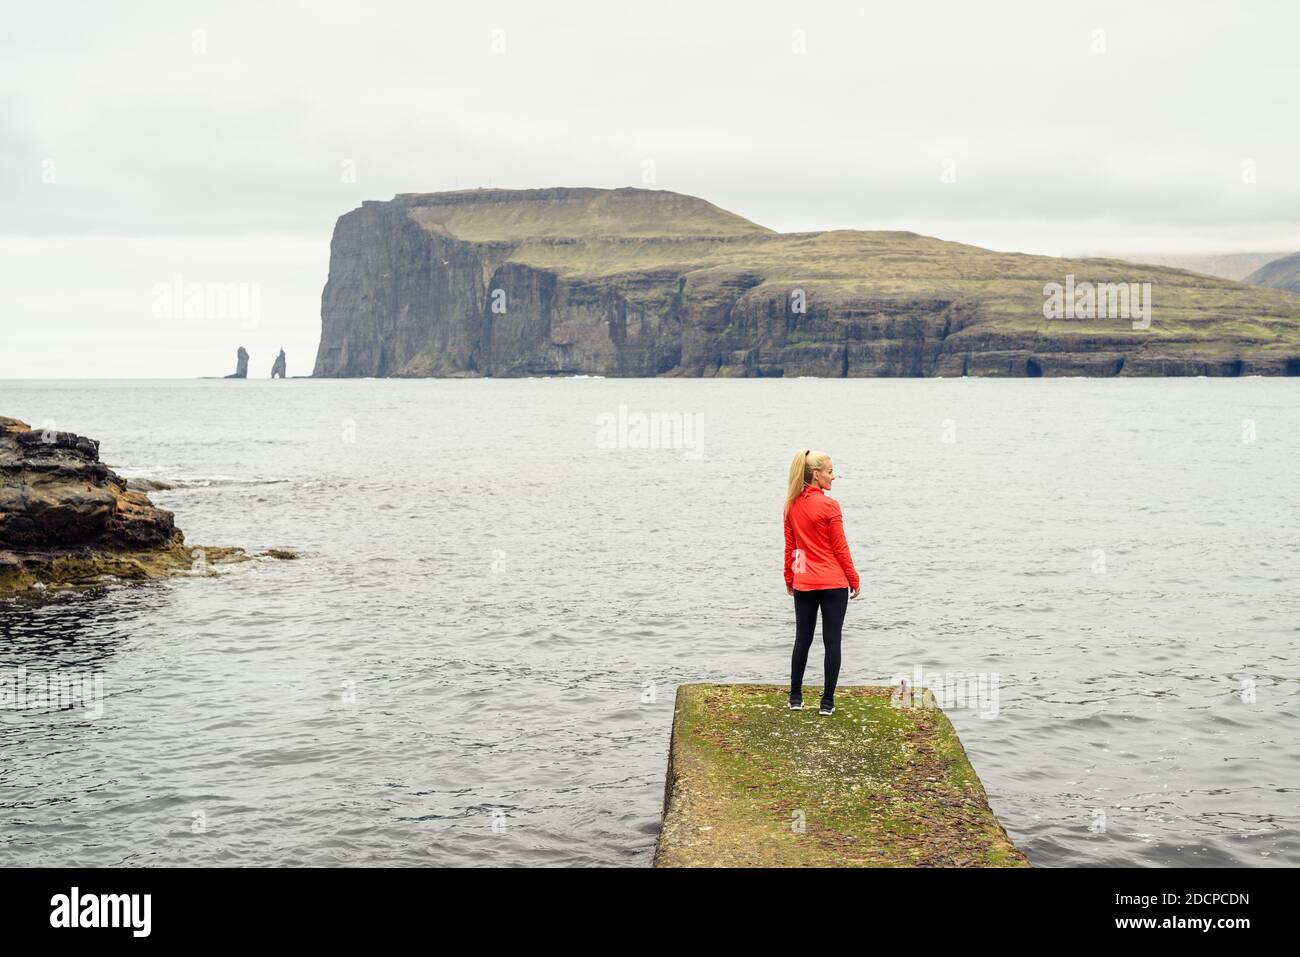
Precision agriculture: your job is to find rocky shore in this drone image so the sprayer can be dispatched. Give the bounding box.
[0,416,250,598]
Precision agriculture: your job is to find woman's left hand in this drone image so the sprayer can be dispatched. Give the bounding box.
[786,585,794,597]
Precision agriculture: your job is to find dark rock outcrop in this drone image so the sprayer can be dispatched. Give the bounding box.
[0,417,248,597]
[312,187,1300,378]
[226,346,250,379]
[271,349,287,378]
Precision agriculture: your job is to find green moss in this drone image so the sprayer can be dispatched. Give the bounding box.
[655,684,1029,868]
[0,538,261,601]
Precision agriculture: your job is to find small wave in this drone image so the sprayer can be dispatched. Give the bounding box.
[121,473,289,490]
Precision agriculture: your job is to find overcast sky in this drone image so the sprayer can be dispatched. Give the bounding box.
[2,0,1298,377]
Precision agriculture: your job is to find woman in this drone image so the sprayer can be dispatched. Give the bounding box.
[783,449,860,715]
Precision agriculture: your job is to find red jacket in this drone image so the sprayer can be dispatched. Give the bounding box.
[784,484,860,591]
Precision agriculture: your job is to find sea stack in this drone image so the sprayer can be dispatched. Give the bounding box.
[226,346,250,379]
[271,349,287,378]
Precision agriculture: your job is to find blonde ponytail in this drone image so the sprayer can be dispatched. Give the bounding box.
[784,448,830,514]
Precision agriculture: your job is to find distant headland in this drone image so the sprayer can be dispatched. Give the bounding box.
[310,187,1300,378]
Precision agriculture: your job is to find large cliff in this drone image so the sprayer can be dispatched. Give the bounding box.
[313,187,1300,377]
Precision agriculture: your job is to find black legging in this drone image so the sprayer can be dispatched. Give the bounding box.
[791,587,849,701]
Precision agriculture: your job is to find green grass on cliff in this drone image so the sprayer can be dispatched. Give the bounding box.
[401,186,771,241]
[392,188,1300,360]
[655,684,1029,867]
[508,230,1300,350]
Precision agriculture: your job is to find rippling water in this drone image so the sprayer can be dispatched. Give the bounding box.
[1,378,1297,867]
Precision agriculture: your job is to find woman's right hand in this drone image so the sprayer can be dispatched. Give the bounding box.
[850,586,861,600]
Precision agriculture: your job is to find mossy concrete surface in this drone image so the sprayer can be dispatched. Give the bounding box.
[654,684,1028,868]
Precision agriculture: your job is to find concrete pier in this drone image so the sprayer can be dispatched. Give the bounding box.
[654,684,1029,867]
